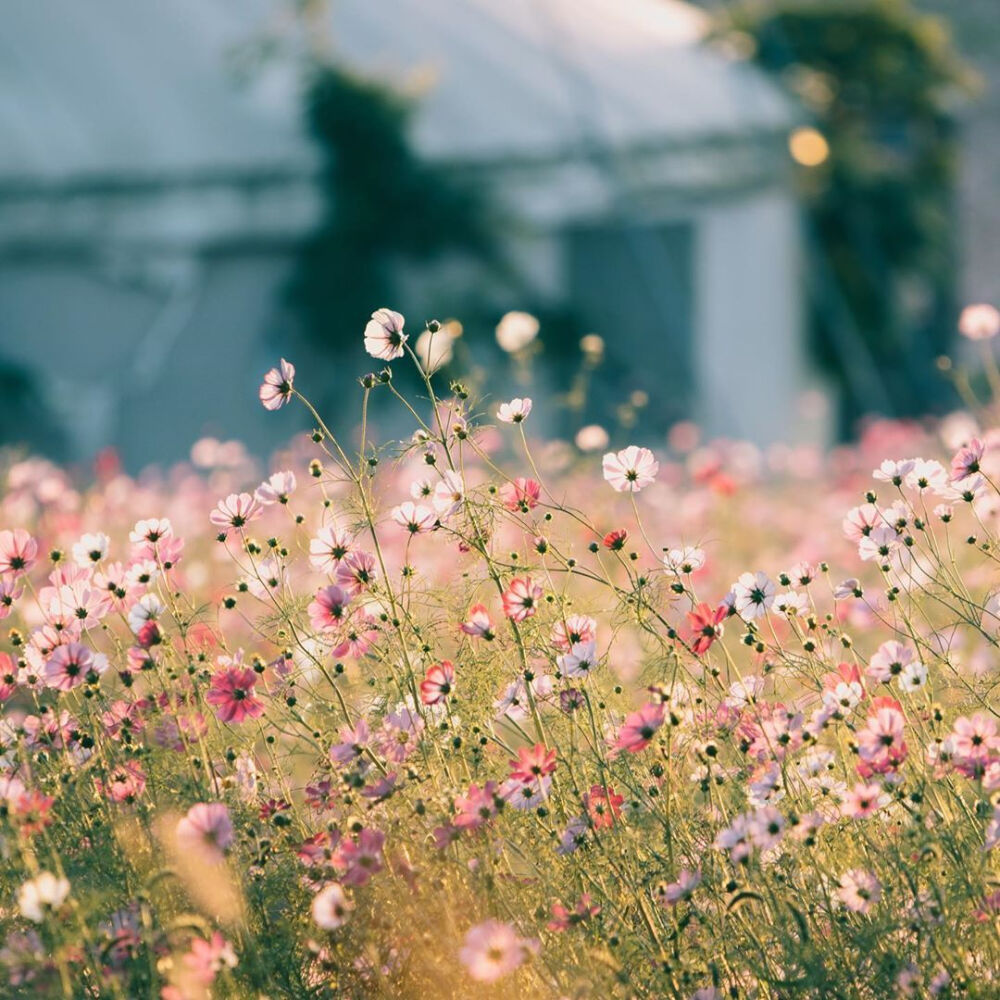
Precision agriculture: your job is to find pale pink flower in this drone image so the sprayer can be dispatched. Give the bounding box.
[732,571,775,620]
[431,471,465,518]
[602,446,659,492]
[836,869,881,913]
[334,551,377,594]
[550,615,597,652]
[210,493,262,531]
[71,532,110,567]
[0,529,38,577]
[501,577,542,622]
[255,470,297,505]
[176,803,233,861]
[259,358,295,410]
[460,603,495,639]
[129,518,173,547]
[309,524,354,573]
[454,782,499,830]
[497,398,532,424]
[419,660,455,706]
[391,502,436,534]
[951,439,985,482]
[842,782,887,819]
[558,640,598,679]
[338,828,385,887]
[363,308,407,360]
[958,303,1000,340]
[657,869,701,906]
[867,640,918,684]
[44,643,107,691]
[459,920,537,983]
[312,883,352,929]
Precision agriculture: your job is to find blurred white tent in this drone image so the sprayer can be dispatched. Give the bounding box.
[0,0,823,467]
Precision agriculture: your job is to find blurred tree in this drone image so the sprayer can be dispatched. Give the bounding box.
[286,66,496,366]
[718,0,974,434]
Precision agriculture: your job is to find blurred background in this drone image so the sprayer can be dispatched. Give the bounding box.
[0,0,996,472]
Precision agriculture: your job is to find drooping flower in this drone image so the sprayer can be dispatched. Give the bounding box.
[259,358,296,410]
[255,470,297,505]
[206,667,265,724]
[602,446,658,493]
[460,604,495,640]
[364,308,407,360]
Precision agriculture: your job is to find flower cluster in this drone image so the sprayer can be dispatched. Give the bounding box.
[0,307,996,998]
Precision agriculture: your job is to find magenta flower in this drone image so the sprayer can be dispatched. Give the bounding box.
[308,585,352,632]
[205,667,265,724]
[259,358,295,410]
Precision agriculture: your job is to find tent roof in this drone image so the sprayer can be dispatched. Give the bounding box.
[0,0,793,188]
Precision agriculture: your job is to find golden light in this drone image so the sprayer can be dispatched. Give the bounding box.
[788,126,830,167]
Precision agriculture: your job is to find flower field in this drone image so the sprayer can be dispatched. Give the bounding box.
[1,309,999,999]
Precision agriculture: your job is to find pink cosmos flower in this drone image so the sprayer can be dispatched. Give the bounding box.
[460,603,495,640]
[309,523,354,573]
[259,358,295,410]
[205,668,265,724]
[0,577,23,619]
[431,470,465,518]
[958,303,1000,340]
[547,894,600,931]
[330,719,371,767]
[329,611,380,659]
[502,477,541,512]
[836,869,881,913]
[44,643,107,691]
[509,744,557,783]
[614,702,665,754]
[602,446,658,492]
[391,501,436,534]
[364,307,407,360]
[454,781,499,830]
[584,784,623,829]
[657,869,701,907]
[176,803,233,861]
[951,439,984,482]
[419,660,455,705]
[97,761,147,804]
[856,697,908,774]
[255,470,297,505]
[338,828,385,887]
[497,398,532,424]
[686,602,727,655]
[459,921,538,983]
[182,932,237,985]
[551,614,597,652]
[209,493,262,531]
[558,640,598,679]
[129,518,173,548]
[334,551,377,594]
[842,781,886,819]
[950,713,999,768]
[502,577,542,622]
[308,586,352,632]
[867,640,918,684]
[312,882,352,929]
[0,529,38,577]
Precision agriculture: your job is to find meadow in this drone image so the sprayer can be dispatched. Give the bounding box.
[0,308,998,998]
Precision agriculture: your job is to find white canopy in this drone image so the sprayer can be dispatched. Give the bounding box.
[0,0,793,185]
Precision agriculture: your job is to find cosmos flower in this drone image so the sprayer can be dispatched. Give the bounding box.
[497,398,533,424]
[602,446,658,493]
[459,920,537,983]
[363,308,407,360]
[205,667,265,724]
[259,358,296,410]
